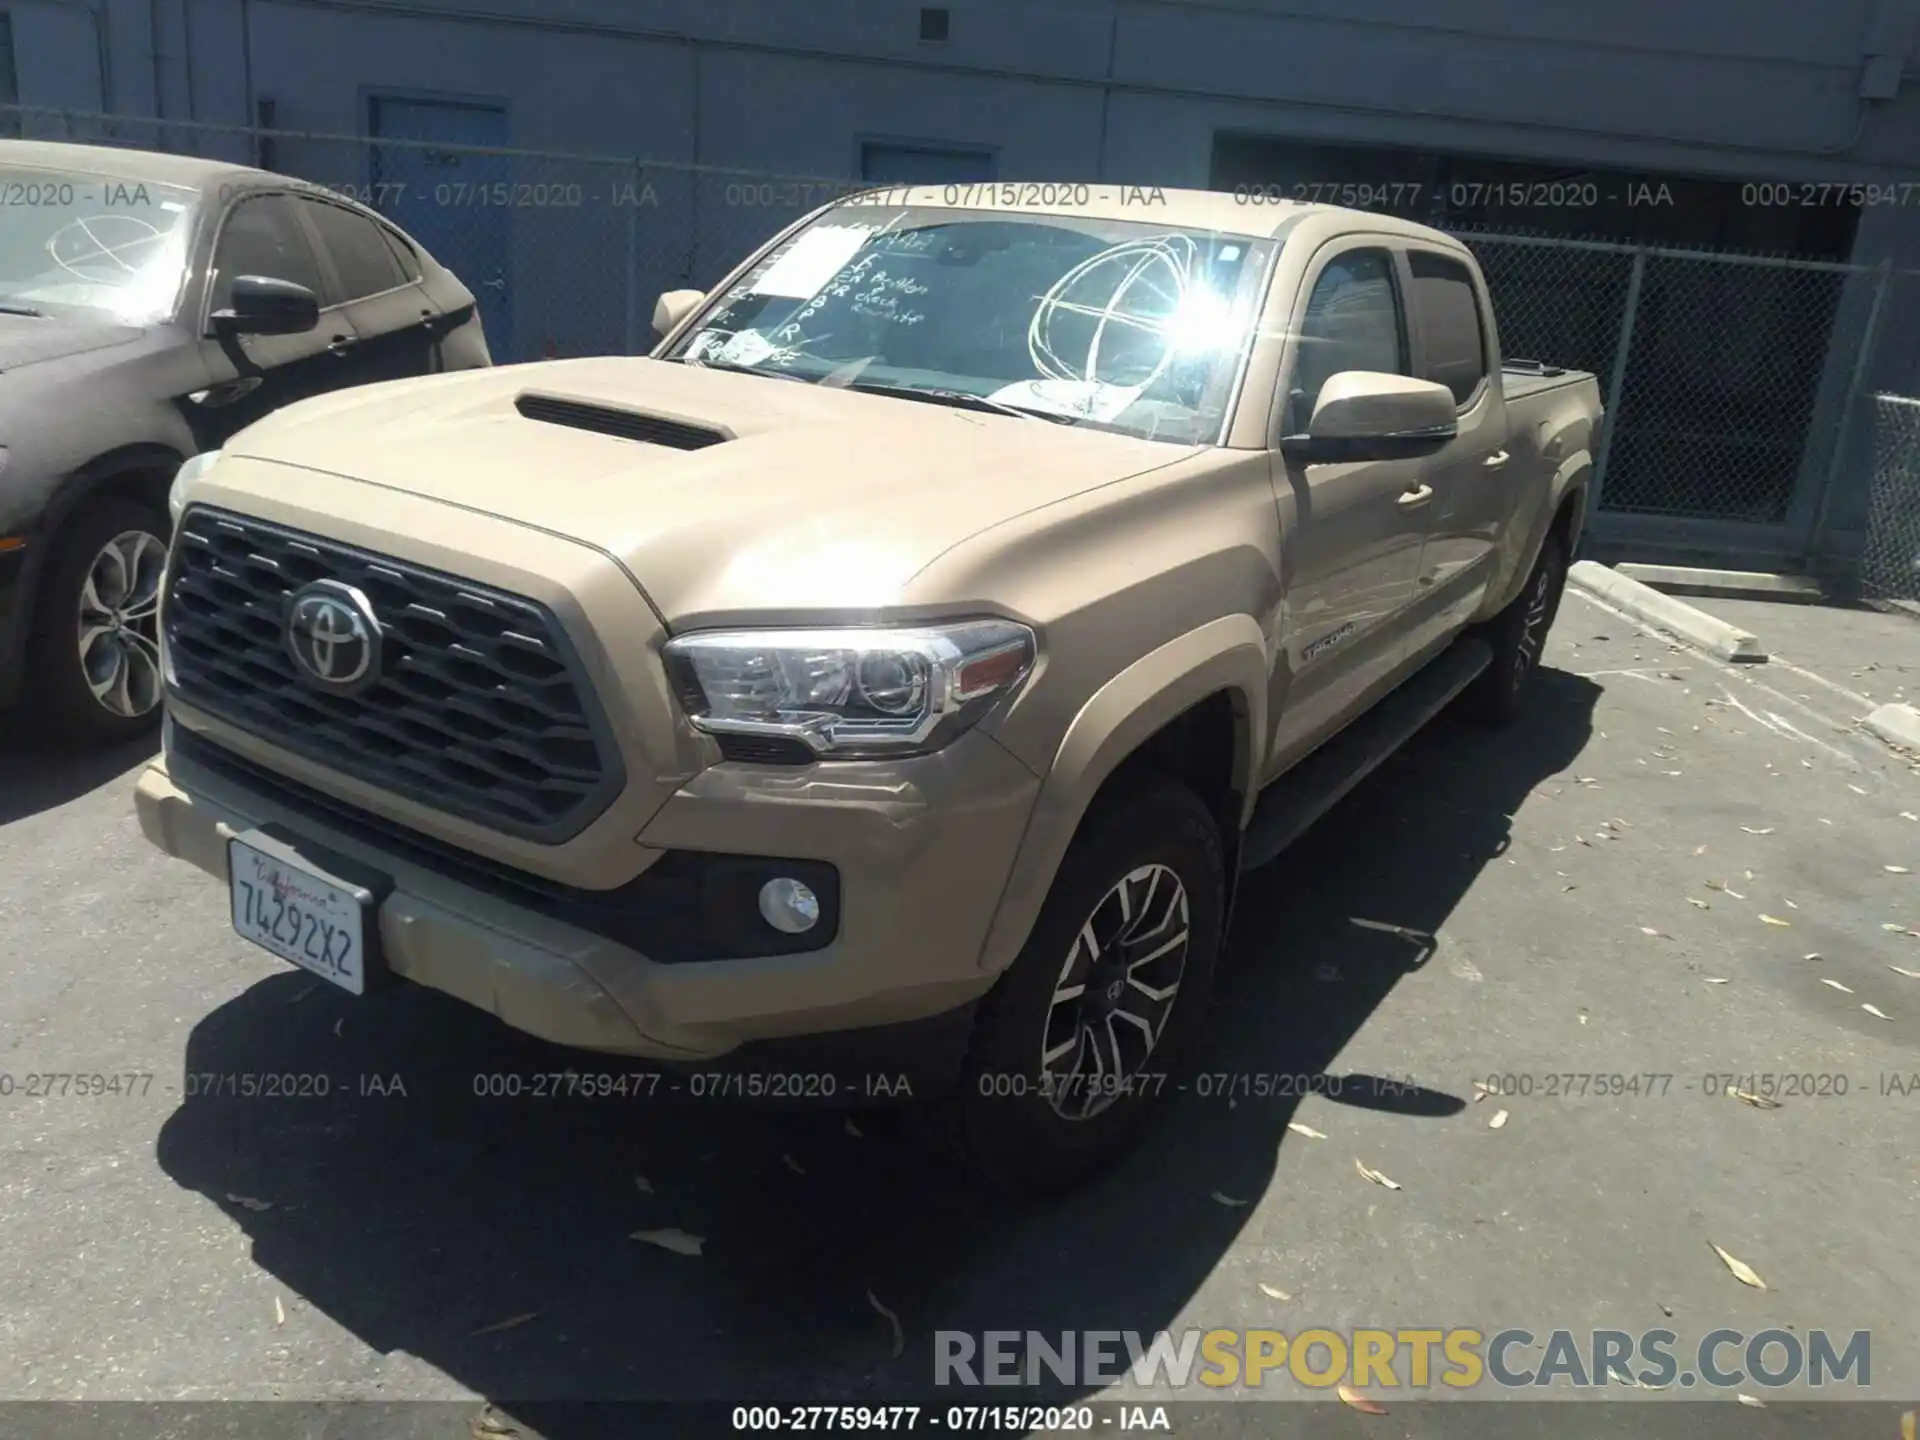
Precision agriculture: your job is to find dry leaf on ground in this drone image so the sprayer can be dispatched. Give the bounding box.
[1820,978,1855,994]
[1740,826,1775,835]
[1887,866,1912,875]
[1688,898,1710,910]
[1258,1282,1292,1300]
[867,1289,905,1359]
[1288,1121,1328,1139]
[1709,1242,1768,1289]
[1729,1088,1781,1109]
[631,1228,704,1256]
[633,1175,654,1195]
[844,1119,864,1138]
[1737,1393,1767,1408]
[274,1295,286,1326]
[1212,1191,1250,1207]
[469,1312,540,1337]
[1863,1003,1893,1021]
[1890,966,1920,979]
[1355,1159,1402,1190]
[225,1194,273,1212]
[783,1153,807,1176]
[1760,914,1791,927]
[1704,977,1731,985]
[1640,927,1669,939]
[471,1404,519,1439]
[1336,1385,1387,1415]
[1489,1109,1509,1129]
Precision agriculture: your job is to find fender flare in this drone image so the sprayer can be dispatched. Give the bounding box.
[976,613,1270,975]
[1482,448,1592,619]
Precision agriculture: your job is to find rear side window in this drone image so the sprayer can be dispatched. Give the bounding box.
[380,225,422,282]
[298,198,408,301]
[1408,250,1487,407]
[1288,248,1408,432]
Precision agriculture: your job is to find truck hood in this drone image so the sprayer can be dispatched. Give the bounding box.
[226,357,1194,625]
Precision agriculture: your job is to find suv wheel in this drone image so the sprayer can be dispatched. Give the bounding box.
[24,498,170,748]
[1460,530,1566,725]
[932,778,1225,1195]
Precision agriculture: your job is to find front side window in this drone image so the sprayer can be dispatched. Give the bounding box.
[1287,248,1408,432]
[0,166,199,323]
[210,194,325,311]
[663,207,1277,445]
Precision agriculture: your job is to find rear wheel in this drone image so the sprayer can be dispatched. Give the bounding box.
[929,778,1225,1196]
[1460,530,1565,725]
[22,498,170,749]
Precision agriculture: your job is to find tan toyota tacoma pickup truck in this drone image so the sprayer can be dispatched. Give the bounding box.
[138,188,1601,1193]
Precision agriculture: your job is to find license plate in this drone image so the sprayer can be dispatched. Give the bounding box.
[228,836,372,995]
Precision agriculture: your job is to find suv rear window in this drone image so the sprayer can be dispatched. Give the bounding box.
[1408,250,1487,407]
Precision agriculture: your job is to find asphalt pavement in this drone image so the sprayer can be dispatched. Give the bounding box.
[1,590,1917,1439]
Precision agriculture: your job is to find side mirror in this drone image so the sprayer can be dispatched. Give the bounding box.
[653,288,705,338]
[1280,371,1459,463]
[211,275,320,337]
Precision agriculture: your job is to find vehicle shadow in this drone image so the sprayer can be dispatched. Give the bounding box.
[0,717,157,827]
[152,668,1599,1435]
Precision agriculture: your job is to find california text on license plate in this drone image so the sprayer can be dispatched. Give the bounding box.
[228,838,368,995]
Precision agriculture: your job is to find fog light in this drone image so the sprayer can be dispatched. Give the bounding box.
[758,877,820,934]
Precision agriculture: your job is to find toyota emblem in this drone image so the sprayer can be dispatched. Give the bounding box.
[284,581,381,690]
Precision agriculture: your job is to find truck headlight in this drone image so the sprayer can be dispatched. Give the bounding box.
[663,620,1036,758]
[169,449,222,525]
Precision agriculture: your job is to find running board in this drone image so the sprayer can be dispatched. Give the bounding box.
[1239,638,1493,874]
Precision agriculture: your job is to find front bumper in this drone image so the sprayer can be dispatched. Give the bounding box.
[136,720,1042,1063]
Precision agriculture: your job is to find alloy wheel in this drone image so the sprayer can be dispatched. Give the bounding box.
[1512,554,1558,691]
[76,529,166,719]
[1038,862,1192,1121]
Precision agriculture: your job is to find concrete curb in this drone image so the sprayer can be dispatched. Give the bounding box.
[1566,560,1768,663]
[1864,703,1920,752]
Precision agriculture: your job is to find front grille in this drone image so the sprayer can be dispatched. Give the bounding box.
[163,506,624,843]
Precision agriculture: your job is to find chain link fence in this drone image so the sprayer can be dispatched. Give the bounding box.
[6,103,1920,585]
[1857,393,1920,605]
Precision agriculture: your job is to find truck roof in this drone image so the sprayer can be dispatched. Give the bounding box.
[829,183,1467,249]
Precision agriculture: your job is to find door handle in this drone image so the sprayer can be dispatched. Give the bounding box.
[1484,449,1511,468]
[326,334,357,355]
[1397,483,1435,507]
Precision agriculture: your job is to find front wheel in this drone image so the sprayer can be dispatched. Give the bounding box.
[22,498,170,749]
[1459,530,1566,725]
[929,778,1226,1195]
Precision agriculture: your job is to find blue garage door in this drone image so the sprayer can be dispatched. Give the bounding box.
[369,98,514,360]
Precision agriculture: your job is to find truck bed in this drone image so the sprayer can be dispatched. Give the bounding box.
[1503,361,1600,405]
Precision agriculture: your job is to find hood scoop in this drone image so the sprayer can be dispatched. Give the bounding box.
[513,392,730,451]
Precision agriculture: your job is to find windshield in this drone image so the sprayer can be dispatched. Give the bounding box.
[0,167,200,325]
[664,207,1276,444]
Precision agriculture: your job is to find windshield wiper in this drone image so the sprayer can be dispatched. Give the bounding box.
[0,301,46,317]
[679,355,811,384]
[840,380,1075,423]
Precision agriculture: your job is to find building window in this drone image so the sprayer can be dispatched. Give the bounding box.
[860,141,995,185]
[919,7,951,42]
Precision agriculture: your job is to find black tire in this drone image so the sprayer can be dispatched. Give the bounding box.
[927,777,1226,1196]
[1459,530,1566,726]
[21,497,170,750]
